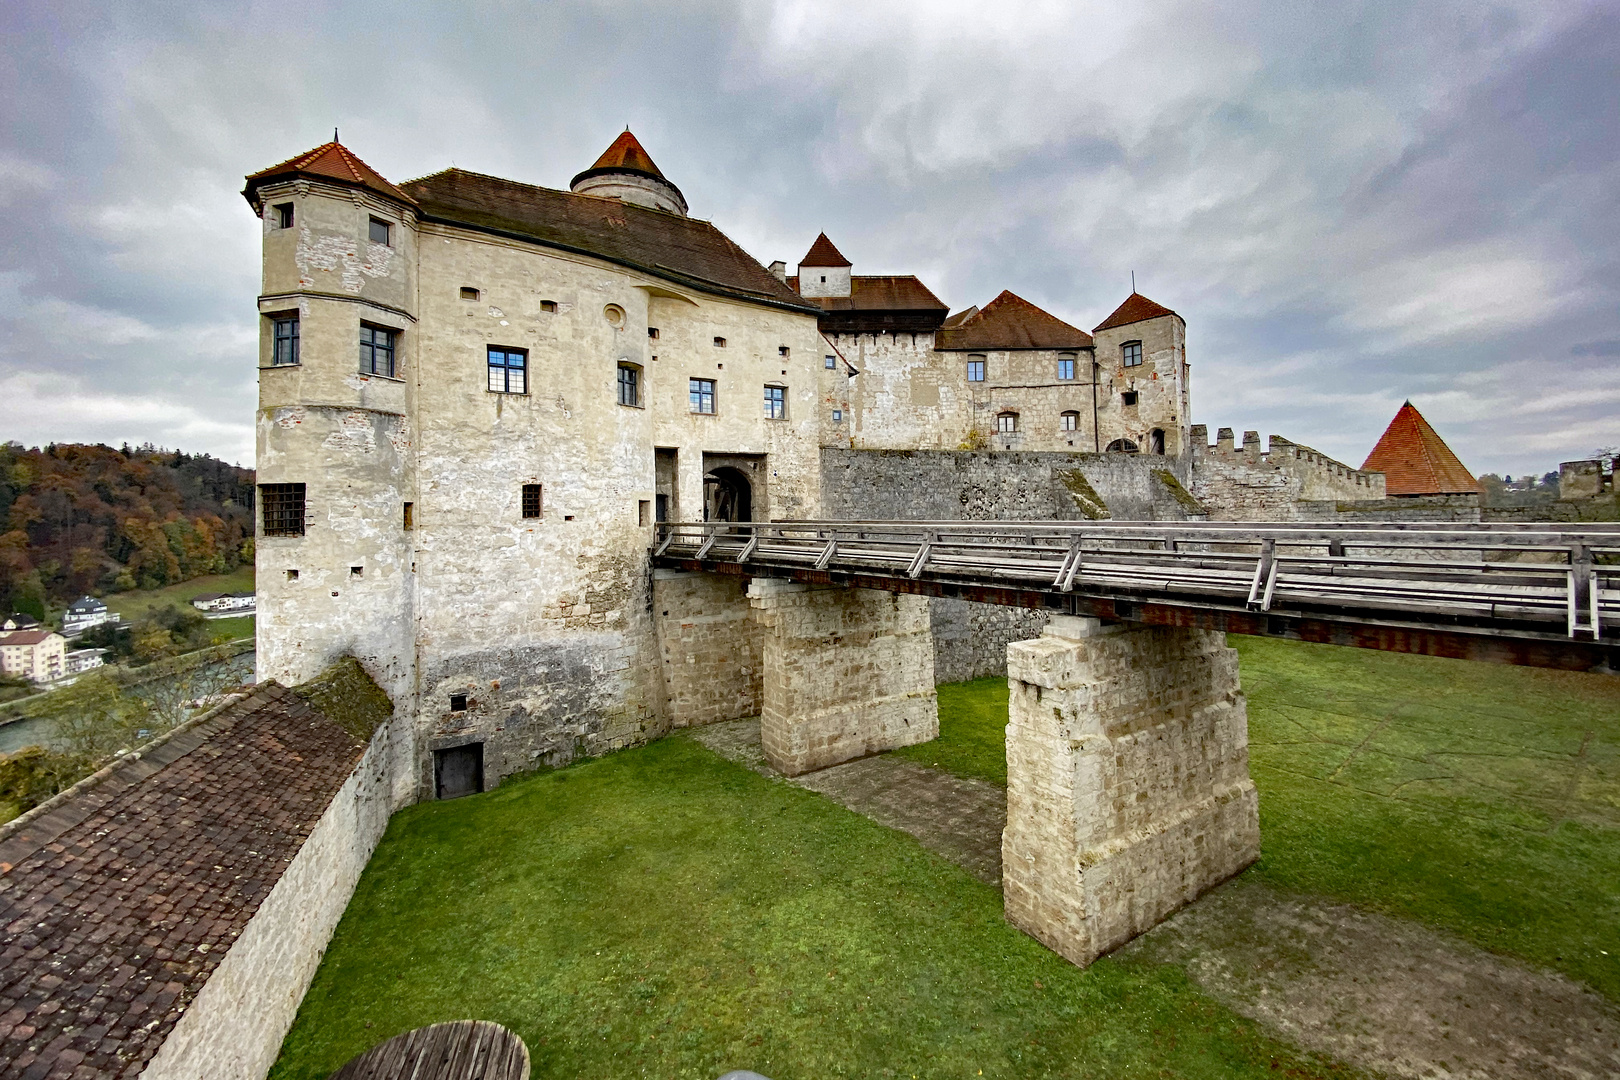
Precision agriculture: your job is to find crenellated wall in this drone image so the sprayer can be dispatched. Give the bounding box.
[1188,426,1386,521]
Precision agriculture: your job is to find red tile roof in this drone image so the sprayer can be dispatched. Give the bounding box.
[936,290,1094,350]
[242,142,415,210]
[0,629,54,646]
[1094,292,1178,332]
[583,129,667,179]
[1361,402,1479,496]
[400,169,815,314]
[789,275,948,312]
[799,233,853,267]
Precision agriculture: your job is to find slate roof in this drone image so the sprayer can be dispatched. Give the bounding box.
[935,290,1093,351]
[0,682,375,1078]
[798,233,852,267]
[242,142,416,211]
[1361,401,1479,496]
[400,170,817,314]
[1094,292,1178,332]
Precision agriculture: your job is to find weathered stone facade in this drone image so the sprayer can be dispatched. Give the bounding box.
[1188,427,1385,520]
[653,569,762,726]
[1002,617,1260,967]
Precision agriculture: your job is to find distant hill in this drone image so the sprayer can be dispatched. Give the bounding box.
[0,442,254,619]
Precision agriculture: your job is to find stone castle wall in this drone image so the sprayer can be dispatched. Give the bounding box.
[653,570,762,727]
[1187,426,1385,520]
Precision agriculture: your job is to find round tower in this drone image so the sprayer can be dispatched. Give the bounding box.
[570,130,687,216]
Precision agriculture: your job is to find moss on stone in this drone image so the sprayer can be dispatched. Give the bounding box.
[1152,468,1206,515]
[1055,468,1110,519]
[293,656,393,744]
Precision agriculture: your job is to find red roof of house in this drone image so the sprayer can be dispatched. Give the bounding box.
[936,290,1093,350]
[242,142,415,210]
[787,275,948,312]
[1361,402,1479,496]
[582,129,667,179]
[1094,292,1178,332]
[799,233,853,267]
[0,629,55,646]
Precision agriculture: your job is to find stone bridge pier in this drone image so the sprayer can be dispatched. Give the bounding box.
[1002,616,1259,967]
[746,578,938,776]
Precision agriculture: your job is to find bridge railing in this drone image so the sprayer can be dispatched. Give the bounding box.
[654,520,1620,642]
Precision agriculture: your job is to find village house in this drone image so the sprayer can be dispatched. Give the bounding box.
[61,595,119,637]
[0,626,66,683]
[191,591,258,614]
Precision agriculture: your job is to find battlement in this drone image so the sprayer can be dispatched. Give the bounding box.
[1189,424,1384,495]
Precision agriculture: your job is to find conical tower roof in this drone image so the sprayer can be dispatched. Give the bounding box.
[1094,292,1178,332]
[570,129,686,215]
[580,129,667,180]
[799,233,852,267]
[1361,402,1478,496]
[242,141,414,210]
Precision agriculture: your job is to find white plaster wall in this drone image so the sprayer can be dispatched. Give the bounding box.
[139,717,402,1080]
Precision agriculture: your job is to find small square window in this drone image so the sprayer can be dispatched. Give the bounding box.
[966,358,986,382]
[1122,390,1139,406]
[271,315,299,366]
[449,693,468,712]
[764,384,786,419]
[260,483,306,537]
[274,203,294,229]
[369,217,392,245]
[286,569,299,581]
[350,565,363,577]
[824,355,836,369]
[690,378,716,414]
[778,345,790,357]
[648,327,660,340]
[522,484,543,519]
[713,336,726,348]
[832,409,843,422]
[460,287,480,301]
[1123,341,1143,367]
[360,324,397,378]
[617,363,641,407]
[488,346,527,394]
[540,300,558,313]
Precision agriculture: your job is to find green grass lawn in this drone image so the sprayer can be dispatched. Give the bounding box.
[273,737,1349,1080]
[103,564,255,623]
[893,677,1011,786]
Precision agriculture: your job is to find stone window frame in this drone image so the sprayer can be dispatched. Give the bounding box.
[1122,340,1143,368]
[966,356,986,382]
[269,312,299,367]
[763,383,787,420]
[690,377,717,415]
[1057,353,1076,380]
[996,411,1018,434]
[487,345,527,395]
[617,362,643,408]
[1060,410,1080,431]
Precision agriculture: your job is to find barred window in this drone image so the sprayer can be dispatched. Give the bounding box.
[617,363,640,407]
[360,324,397,378]
[996,412,1018,433]
[1057,353,1075,380]
[488,346,526,394]
[522,484,543,519]
[966,357,986,382]
[690,378,716,414]
[1122,341,1143,367]
[260,483,306,537]
[1060,410,1080,431]
[764,384,786,419]
[272,316,299,366]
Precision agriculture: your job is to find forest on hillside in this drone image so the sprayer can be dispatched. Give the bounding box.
[0,442,255,618]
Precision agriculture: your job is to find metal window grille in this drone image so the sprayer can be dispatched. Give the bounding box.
[360,325,396,378]
[1061,411,1079,431]
[764,385,786,419]
[488,347,526,394]
[1057,356,1075,380]
[521,484,542,519]
[260,483,306,536]
[997,412,1018,433]
[272,316,299,366]
[1123,341,1143,367]
[690,378,716,414]
[966,359,985,382]
[369,217,391,245]
[617,365,640,407]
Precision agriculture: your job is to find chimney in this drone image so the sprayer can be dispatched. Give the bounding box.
[768,260,787,283]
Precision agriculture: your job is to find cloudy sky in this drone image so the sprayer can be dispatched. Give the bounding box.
[2,0,1615,476]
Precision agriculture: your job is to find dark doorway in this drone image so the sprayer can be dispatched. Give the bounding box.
[435,743,484,799]
[654,447,678,522]
[1150,428,1165,455]
[703,467,753,522]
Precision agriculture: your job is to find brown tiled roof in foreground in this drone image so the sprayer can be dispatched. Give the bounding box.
[936,290,1093,351]
[799,232,853,267]
[1361,401,1480,496]
[401,169,816,314]
[1094,292,1178,332]
[0,682,374,1079]
[242,141,416,210]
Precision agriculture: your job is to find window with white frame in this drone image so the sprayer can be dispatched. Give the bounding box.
[488,346,526,394]
[690,378,716,414]
[360,324,397,378]
[967,356,986,382]
[764,384,786,419]
[1057,353,1076,380]
[1060,411,1079,431]
[996,412,1018,433]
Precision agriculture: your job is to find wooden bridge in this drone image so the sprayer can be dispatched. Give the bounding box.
[655,519,1620,672]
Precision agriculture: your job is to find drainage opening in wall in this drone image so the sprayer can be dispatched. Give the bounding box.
[449,693,468,711]
[434,743,484,800]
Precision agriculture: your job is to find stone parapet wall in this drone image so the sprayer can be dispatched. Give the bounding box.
[654,570,763,726]
[1002,617,1259,967]
[748,579,937,775]
[930,599,1049,684]
[1188,427,1384,520]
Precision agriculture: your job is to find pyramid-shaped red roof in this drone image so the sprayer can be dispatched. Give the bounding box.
[1094,292,1177,332]
[935,290,1093,350]
[242,142,414,209]
[1361,402,1478,496]
[584,129,667,179]
[799,233,852,267]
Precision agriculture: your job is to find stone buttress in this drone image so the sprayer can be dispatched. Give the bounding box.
[1002,616,1259,966]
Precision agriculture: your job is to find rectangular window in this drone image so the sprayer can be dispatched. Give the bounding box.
[1060,411,1079,431]
[824,355,836,369]
[369,217,392,245]
[540,300,558,313]
[832,409,843,422]
[655,493,669,522]
[997,413,1018,433]
[403,502,414,530]
[617,364,640,407]
[1122,390,1139,406]
[360,324,397,377]
[778,346,790,357]
[1057,356,1075,380]
[260,483,306,537]
[274,203,294,229]
[764,384,786,419]
[690,378,716,414]
[488,346,526,394]
[713,336,726,348]
[272,315,299,366]
[1123,341,1143,367]
[966,358,986,382]
[521,484,543,519]
[460,286,479,301]
[648,327,659,339]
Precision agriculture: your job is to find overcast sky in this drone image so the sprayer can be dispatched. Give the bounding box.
[2,0,1615,476]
